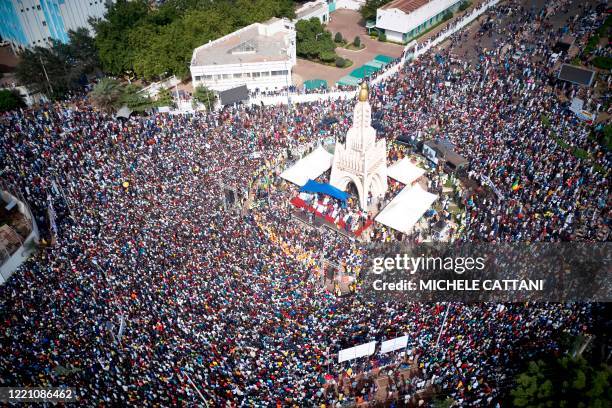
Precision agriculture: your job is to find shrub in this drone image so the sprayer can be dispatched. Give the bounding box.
[443,11,453,21]
[320,51,336,62]
[334,32,343,43]
[335,57,345,68]
[353,36,361,47]
[378,32,387,42]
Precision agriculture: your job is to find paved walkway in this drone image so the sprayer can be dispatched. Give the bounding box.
[293,9,403,86]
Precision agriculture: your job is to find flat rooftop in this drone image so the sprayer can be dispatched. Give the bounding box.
[192,24,291,67]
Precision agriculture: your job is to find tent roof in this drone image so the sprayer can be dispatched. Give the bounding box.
[337,76,360,86]
[280,146,333,186]
[304,79,328,90]
[374,54,394,64]
[349,65,379,79]
[300,179,349,203]
[366,59,386,68]
[387,158,426,185]
[375,185,437,233]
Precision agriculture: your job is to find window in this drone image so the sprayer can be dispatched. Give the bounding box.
[271,70,288,76]
[233,73,242,78]
[222,74,230,79]
[203,74,213,80]
[195,76,202,81]
[260,71,269,77]
[252,72,261,78]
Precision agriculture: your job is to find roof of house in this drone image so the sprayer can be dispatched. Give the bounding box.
[381,0,430,14]
[192,24,291,67]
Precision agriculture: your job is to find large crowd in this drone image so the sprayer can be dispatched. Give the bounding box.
[0,0,609,406]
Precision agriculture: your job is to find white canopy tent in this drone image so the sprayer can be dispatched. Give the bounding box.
[375,185,438,234]
[387,158,426,185]
[280,146,333,186]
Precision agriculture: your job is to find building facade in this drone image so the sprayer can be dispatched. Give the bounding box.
[376,0,462,44]
[0,0,112,48]
[330,84,387,210]
[190,18,296,92]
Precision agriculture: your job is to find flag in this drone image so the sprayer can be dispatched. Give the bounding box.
[511,179,520,191]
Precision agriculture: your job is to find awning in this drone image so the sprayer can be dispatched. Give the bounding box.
[304,79,328,90]
[387,158,426,185]
[219,85,248,105]
[280,146,333,186]
[337,76,360,87]
[375,185,437,234]
[300,179,349,203]
[374,54,394,64]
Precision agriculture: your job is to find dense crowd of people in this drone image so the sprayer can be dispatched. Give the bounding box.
[0,0,609,406]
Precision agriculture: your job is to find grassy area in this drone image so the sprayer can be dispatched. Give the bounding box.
[541,114,551,128]
[573,148,589,160]
[343,43,365,51]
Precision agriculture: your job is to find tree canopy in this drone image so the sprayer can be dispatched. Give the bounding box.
[193,85,217,110]
[15,28,99,99]
[295,18,336,61]
[0,89,25,112]
[510,356,611,408]
[92,0,295,80]
[360,0,393,22]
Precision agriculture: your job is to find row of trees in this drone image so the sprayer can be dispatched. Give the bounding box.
[88,78,216,114]
[0,89,25,112]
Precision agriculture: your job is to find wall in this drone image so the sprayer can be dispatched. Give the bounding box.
[191,60,293,92]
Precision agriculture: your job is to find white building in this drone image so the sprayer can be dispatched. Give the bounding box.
[190,18,296,92]
[330,83,387,210]
[376,0,462,44]
[295,0,329,24]
[0,0,113,48]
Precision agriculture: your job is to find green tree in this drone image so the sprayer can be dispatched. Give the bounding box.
[360,0,393,22]
[91,0,150,75]
[15,29,100,99]
[0,89,25,112]
[89,78,124,113]
[334,32,343,43]
[156,86,174,107]
[335,56,345,68]
[192,85,216,110]
[353,35,361,47]
[296,18,336,61]
[510,357,611,408]
[119,83,154,112]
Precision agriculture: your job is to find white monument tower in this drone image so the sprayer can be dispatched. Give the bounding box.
[330,83,387,210]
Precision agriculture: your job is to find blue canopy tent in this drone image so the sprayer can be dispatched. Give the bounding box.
[300,179,348,205]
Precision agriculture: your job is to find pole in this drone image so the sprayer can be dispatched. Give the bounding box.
[435,303,450,347]
[39,55,53,95]
[183,370,209,407]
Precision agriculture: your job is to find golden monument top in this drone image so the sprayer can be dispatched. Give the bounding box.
[358,82,368,102]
